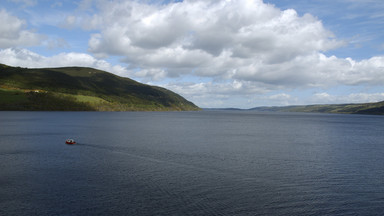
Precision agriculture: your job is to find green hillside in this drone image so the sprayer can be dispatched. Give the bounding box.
[0,64,199,111]
[251,101,384,115]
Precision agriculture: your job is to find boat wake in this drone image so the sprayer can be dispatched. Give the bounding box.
[74,142,261,183]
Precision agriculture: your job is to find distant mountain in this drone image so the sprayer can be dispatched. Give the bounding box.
[202,102,384,115]
[0,64,199,111]
[250,101,384,115]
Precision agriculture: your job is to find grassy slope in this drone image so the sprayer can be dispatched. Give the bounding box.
[0,64,199,111]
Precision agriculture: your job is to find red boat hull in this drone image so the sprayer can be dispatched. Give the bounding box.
[66,140,76,145]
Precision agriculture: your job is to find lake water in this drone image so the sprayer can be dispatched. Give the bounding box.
[1,111,384,215]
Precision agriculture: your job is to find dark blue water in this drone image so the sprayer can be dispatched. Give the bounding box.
[1,111,384,215]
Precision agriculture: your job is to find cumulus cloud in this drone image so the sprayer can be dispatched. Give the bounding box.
[59,0,384,107]
[81,0,384,89]
[86,0,343,75]
[162,80,271,108]
[0,48,128,76]
[311,92,384,104]
[0,9,43,48]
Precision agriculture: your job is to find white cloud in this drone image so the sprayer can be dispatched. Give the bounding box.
[161,79,271,108]
[85,0,343,76]
[68,0,384,107]
[0,9,43,48]
[263,93,297,106]
[79,0,383,92]
[269,93,292,100]
[0,48,128,76]
[311,92,384,104]
[313,92,333,102]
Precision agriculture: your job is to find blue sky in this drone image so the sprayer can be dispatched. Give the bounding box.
[266,0,384,60]
[1,0,384,108]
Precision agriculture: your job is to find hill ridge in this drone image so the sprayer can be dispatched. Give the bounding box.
[0,64,199,111]
[249,101,384,115]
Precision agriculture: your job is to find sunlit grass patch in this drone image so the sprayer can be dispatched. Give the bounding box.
[73,94,108,104]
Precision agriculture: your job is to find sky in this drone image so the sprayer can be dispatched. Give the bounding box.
[1,0,384,108]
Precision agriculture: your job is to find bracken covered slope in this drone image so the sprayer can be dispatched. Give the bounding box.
[0,64,199,111]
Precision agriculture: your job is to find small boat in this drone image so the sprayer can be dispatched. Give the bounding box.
[65,139,76,145]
